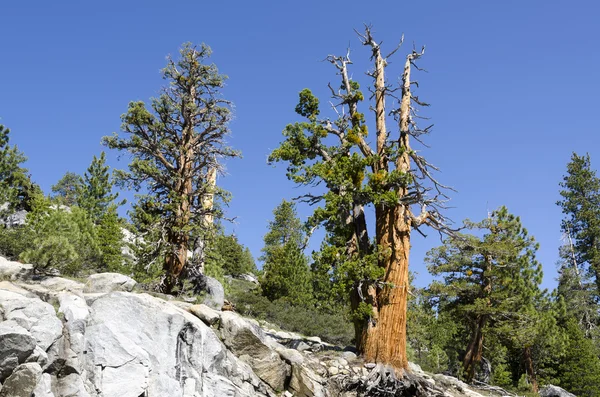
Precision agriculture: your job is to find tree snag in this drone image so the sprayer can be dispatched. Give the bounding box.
[270,26,453,374]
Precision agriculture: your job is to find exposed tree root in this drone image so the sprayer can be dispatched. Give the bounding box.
[343,364,446,397]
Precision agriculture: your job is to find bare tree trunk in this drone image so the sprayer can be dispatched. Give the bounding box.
[463,315,486,382]
[354,36,411,373]
[524,346,539,393]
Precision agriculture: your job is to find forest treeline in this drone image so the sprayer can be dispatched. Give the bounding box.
[2,29,600,396]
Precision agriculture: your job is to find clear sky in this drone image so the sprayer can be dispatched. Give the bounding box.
[2,0,599,290]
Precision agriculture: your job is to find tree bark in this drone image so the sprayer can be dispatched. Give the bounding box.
[160,83,197,294]
[523,346,539,393]
[361,205,410,371]
[463,315,487,382]
[354,39,412,374]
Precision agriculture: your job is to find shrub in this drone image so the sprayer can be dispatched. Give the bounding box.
[20,198,99,275]
[227,279,354,346]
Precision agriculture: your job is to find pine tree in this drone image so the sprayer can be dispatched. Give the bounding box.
[426,207,543,383]
[407,286,458,374]
[205,233,256,277]
[269,27,451,372]
[20,195,99,275]
[557,153,600,295]
[261,200,304,251]
[0,124,39,213]
[557,319,600,397]
[104,43,239,293]
[261,200,313,307]
[51,171,83,206]
[555,243,600,339]
[96,205,125,271]
[77,152,120,222]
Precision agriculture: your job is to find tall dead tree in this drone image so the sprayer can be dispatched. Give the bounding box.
[270,26,452,375]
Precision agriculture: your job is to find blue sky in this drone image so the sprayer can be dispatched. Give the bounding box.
[1,0,599,290]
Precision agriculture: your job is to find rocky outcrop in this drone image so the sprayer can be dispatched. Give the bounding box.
[0,256,574,397]
[0,256,33,280]
[0,362,42,397]
[84,272,136,293]
[540,385,577,397]
[0,257,273,397]
[196,274,225,310]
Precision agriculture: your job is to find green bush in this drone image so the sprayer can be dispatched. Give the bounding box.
[228,279,354,346]
[20,198,99,275]
[0,226,31,260]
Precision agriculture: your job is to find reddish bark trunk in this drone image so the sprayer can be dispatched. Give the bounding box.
[463,315,486,382]
[354,38,414,374]
[524,346,539,393]
[360,205,410,372]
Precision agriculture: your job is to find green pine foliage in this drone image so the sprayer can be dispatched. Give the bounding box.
[407,286,458,374]
[227,278,354,346]
[261,200,313,306]
[77,152,121,222]
[0,225,31,261]
[103,43,239,292]
[262,243,313,306]
[555,245,600,341]
[205,233,256,276]
[426,207,544,383]
[51,171,83,206]
[96,205,126,272]
[557,153,600,292]
[20,195,100,275]
[0,124,40,213]
[557,319,600,397]
[557,153,600,343]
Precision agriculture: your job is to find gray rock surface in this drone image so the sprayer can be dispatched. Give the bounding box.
[0,362,42,397]
[219,311,290,391]
[0,289,62,351]
[237,273,259,284]
[40,277,85,293]
[84,272,136,293]
[189,303,221,325]
[540,385,577,397]
[0,264,273,397]
[32,373,55,397]
[0,321,36,381]
[0,256,33,280]
[197,274,225,310]
[3,209,27,228]
[0,255,507,397]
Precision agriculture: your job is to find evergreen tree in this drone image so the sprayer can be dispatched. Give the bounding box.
[555,243,600,340]
[20,195,99,275]
[426,207,543,383]
[77,152,120,222]
[96,205,125,271]
[269,27,451,371]
[261,200,313,306]
[557,319,600,397]
[0,124,39,213]
[205,233,256,276]
[127,195,165,283]
[557,153,600,295]
[310,247,347,313]
[261,200,304,252]
[104,43,239,293]
[407,286,458,374]
[51,171,83,206]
